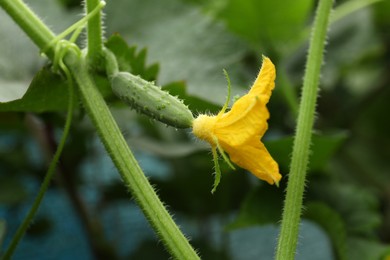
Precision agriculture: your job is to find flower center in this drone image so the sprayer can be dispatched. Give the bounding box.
[192,114,217,144]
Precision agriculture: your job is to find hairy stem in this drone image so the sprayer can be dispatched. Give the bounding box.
[64,50,199,260]
[1,1,198,258]
[0,0,56,58]
[275,0,334,259]
[85,0,104,64]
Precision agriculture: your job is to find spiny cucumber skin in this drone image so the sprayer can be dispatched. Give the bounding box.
[111,72,194,128]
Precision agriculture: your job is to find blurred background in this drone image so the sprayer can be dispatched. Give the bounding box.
[0,0,390,259]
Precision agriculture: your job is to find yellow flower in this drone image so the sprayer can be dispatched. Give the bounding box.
[192,57,281,191]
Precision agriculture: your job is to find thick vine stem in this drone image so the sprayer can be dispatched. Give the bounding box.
[85,0,104,64]
[63,49,199,260]
[0,0,56,59]
[275,0,334,259]
[1,1,198,258]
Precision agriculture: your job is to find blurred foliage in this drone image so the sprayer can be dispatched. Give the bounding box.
[0,219,5,248]
[1,0,390,259]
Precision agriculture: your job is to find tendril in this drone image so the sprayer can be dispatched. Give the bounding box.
[40,0,106,56]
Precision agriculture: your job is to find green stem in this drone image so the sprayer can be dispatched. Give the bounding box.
[275,0,333,259]
[85,0,104,63]
[41,1,105,55]
[1,1,198,258]
[102,48,119,77]
[64,50,199,260]
[3,65,75,260]
[0,0,56,59]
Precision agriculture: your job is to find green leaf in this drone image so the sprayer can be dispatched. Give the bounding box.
[309,132,348,171]
[347,237,390,260]
[374,0,390,28]
[226,185,283,230]
[105,34,159,81]
[321,8,381,90]
[265,132,348,172]
[308,181,382,237]
[162,81,220,113]
[149,153,251,216]
[0,67,72,112]
[0,0,80,102]
[304,202,347,260]
[217,0,314,45]
[0,67,115,113]
[105,0,248,105]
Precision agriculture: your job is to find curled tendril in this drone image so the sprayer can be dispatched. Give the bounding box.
[52,40,80,74]
[40,0,106,56]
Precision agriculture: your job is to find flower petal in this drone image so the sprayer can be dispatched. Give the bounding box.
[215,95,269,147]
[192,56,281,189]
[224,139,281,185]
[212,56,275,147]
[249,56,276,102]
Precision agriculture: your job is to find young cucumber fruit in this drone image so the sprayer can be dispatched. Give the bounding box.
[111,72,194,128]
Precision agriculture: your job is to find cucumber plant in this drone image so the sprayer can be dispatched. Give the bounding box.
[0,0,199,259]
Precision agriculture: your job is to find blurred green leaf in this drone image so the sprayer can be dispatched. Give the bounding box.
[153,153,251,216]
[334,84,390,188]
[374,0,390,28]
[347,237,390,260]
[127,240,170,259]
[0,176,28,205]
[0,0,80,102]
[218,0,314,45]
[0,219,5,248]
[226,184,283,230]
[0,67,71,112]
[331,0,383,24]
[0,67,115,113]
[0,81,32,103]
[105,0,248,105]
[304,202,347,260]
[105,35,159,81]
[265,132,348,172]
[309,132,348,171]
[343,62,383,97]
[308,181,382,237]
[322,8,382,90]
[162,81,220,113]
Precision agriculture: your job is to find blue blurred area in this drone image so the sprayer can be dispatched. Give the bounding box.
[0,134,333,259]
[0,134,169,259]
[1,187,92,260]
[228,221,333,260]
